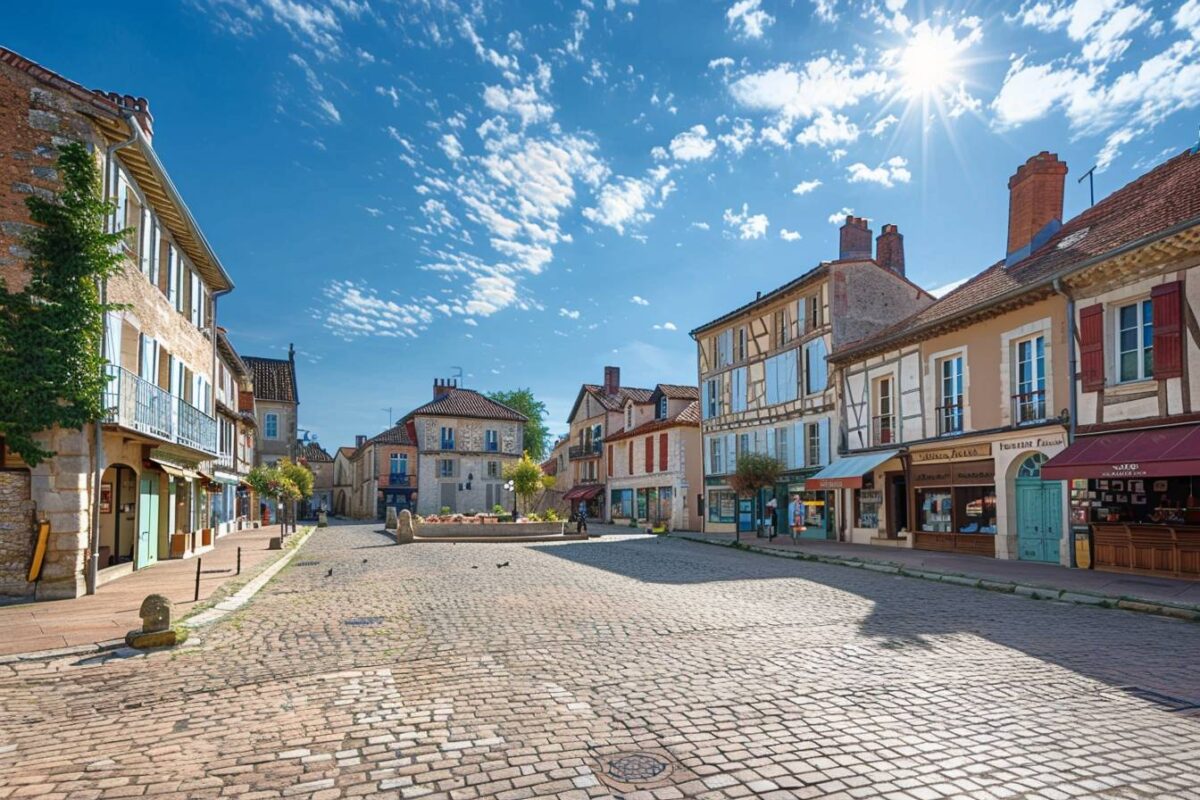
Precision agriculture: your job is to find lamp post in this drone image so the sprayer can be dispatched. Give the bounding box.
[505,479,516,519]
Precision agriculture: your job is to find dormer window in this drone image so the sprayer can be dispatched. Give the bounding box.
[658,396,668,419]
[626,404,633,430]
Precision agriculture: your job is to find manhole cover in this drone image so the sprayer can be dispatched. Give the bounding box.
[606,752,669,783]
[295,561,320,567]
[343,616,384,627]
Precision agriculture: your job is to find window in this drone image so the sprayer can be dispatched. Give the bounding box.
[774,306,792,347]
[806,419,830,466]
[805,338,828,394]
[486,460,500,478]
[390,453,407,476]
[708,490,736,523]
[189,271,201,327]
[1117,299,1153,382]
[440,426,455,450]
[139,209,157,281]
[937,356,964,435]
[644,436,654,473]
[626,404,633,429]
[138,333,159,383]
[774,426,790,466]
[703,376,723,419]
[592,423,603,452]
[764,350,798,406]
[707,435,724,475]
[1015,335,1046,423]
[659,396,668,419]
[798,293,821,334]
[485,429,499,452]
[873,376,894,445]
[734,327,748,362]
[714,329,733,368]
[265,413,279,439]
[731,367,747,412]
[438,458,456,478]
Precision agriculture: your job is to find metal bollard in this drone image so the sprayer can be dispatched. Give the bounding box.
[194,557,202,602]
[237,547,242,575]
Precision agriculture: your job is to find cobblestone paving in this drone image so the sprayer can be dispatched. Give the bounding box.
[2,523,1200,800]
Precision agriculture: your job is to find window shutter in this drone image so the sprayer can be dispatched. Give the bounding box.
[1079,304,1105,391]
[704,436,712,475]
[627,441,633,475]
[607,445,613,477]
[659,432,668,471]
[1152,281,1184,380]
[644,436,653,473]
[725,433,736,472]
[819,418,831,466]
[793,422,805,468]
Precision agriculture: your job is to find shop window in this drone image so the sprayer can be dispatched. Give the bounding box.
[1116,299,1153,383]
[918,490,953,532]
[856,488,882,529]
[707,489,736,522]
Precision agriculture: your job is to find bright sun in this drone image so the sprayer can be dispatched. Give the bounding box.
[897,25,962,99]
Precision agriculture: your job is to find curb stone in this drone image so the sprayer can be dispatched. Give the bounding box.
[668,533,1200,623]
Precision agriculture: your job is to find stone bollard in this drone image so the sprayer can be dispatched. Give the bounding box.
[397,509,415,544]
[125,593,181,649]
[317,511,328,528]
[385,506,398,531]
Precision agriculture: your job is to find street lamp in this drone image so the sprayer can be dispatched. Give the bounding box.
[505,479,516,519]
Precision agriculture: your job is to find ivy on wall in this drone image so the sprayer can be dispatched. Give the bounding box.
[0,142,126,466]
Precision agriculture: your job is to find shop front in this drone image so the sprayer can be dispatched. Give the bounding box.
[1043,423,1200,579]
[704,478,738,533]
[783,469,832,540]
[805,450,902,545]
[910,443,997,557]
[563,483,604,519]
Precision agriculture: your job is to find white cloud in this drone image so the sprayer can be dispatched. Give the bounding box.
[652,321,678,330]
[812,0,838,23]
[439,133,464,160]
[316,96,341,124]
[482,82,555,127]
[727,0,775,39]
[792,179,822,195]
[690,221,711,230]
[583,176,655,234]
[669,124,717,161]
[718,119,755,155]
[708,56,736,70]
[319,280,433,339]
[871,114,899,136]
[780,228,803,241]
[559,307,581,319]
[846,156,911,188]
[630,295,650,305]
[363,207,383,217]
[929,276,970,298]
[795,110,859,147]
[1008,0,1151,63]
[1096,126,1140,172]
[827,206,855,224]
[723,203,769,239]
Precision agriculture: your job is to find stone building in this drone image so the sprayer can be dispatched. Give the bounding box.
[299,442,334,516]
[604,385,702,530]
[408,380,526,516]
[242,348,299,470]
[346,422,418,519]
[212,329,255,537]
[0,47,233,598]
[691,216,934,538]
[332,447,355,517]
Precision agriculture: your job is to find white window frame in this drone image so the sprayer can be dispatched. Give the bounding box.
[1115,298,1154,383]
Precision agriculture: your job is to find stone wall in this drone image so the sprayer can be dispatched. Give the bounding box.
[0,469,35,596]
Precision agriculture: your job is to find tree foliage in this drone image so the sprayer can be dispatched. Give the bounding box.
[728,453,783,497]
[279,458,314,499]
[0,142,126,465]
[502,451,554,513]
[486,388,550,462]
[245,463,300,502]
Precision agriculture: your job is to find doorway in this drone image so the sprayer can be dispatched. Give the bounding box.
[1015,454,1062,563]
[136,474,160,569]
[886,472,909,537]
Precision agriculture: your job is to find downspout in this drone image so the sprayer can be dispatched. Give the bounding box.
[88,117,139,596]
[1053,277,1077,568]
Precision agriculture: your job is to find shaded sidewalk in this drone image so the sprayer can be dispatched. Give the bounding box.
[670,531,1200,617]
[0,524,300,658]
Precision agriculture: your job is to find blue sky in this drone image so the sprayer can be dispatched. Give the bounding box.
[7,1,1200,447]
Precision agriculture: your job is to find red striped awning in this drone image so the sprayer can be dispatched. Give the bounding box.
[563,484,604,501]
[1041,424,1200,480]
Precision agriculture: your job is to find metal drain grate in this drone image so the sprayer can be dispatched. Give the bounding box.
[343,616,384,627]
[294,561,321,567]
[605,752,669,783]
[1115,686,1200,712]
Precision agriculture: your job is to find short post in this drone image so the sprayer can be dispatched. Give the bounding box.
[194,557,202,602]
[236,547,242,575]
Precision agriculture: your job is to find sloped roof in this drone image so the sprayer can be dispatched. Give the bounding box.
[365,423,415,447]
[568,384,656,422]
[336,446,356,460]
[604,400,701,442]
[299,443,333,462]
[408,388,527,422]
[656,384,700,400]
[243,356,298,403]
[834,148,1200,361]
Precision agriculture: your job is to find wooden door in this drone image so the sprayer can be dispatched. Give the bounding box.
[136,475,159,569]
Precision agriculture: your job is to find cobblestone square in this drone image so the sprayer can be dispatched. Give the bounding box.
[2,523,1199,799]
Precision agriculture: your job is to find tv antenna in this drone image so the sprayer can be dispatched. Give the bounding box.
[451,365,464,386]
[1078,165,1096,207]
[382,407,393,427]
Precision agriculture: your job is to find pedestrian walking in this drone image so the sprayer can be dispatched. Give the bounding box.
[576,502,589,534]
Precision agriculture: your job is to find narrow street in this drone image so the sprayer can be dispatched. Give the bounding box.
[2,522,1198,799]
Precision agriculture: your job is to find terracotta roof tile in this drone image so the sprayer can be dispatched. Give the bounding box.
[243,356,298,403]
[604,401,700,441]
[299,443,333,462]
[337,446,356,460]
[580,384,656,412]
[656,384,700,400]
[409,388,527,422]
[365,423,415,447]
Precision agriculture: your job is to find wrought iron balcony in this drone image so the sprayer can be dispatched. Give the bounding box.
[569,440,603,459]
[936,402,964,436]
[871,414,895,447]
[1013,389,1046,425]
[177,397,218,455]
[216,450,236,471]
[102,366,218,455]
[382,473,414,487]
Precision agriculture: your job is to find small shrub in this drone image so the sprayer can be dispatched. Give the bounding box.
[492,504,506,515]
[543,508,560,521]
[440,506,451,515]
[526,512,542,522]
[628,518,638,528]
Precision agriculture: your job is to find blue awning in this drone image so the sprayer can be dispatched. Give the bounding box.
[805,450,901,490]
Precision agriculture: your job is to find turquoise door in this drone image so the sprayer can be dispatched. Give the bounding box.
[136,475,159,569]
[1015,455,1061,563]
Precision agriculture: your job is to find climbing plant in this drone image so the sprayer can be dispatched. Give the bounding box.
[0,141,126,466]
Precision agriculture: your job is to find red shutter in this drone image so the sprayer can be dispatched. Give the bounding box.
[1152,281,1184,380]
[627,442,632,475]
[607,445,613,477]
[659,433,668,471]
[1079,303,1105,392]
[644,436,653,474]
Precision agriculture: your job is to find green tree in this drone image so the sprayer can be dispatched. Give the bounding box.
[0,142,126,465]
[245,463,302,532]
[486,388,550,462]
[728,453,783,540]
[502,451,555,514]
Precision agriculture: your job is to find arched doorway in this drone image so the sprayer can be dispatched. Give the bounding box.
[98,463,147,569]
[335,489,347,516]
[1014,453,1062,563]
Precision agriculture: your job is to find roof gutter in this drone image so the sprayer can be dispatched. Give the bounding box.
[832,213,1200,364]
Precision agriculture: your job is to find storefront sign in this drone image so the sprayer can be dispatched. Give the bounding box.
[997,435,1065,452]
[911,443,992,463]
[912,462,953,487]
[912,460,994,487]
[858,489,883,504]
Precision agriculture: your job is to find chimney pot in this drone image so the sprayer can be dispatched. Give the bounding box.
[839,216,873,261]
[434,378,455,399]
[604,366,620,396]
[876,224,905,277]
[355,435,366,448]
[1006,151,1068,264]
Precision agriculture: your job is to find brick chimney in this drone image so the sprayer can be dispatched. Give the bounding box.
[1006,151,1068,265]
[876,224,905,276]
[839,216,872,261]
[603,366,620,396]
[105,93,154,143]
[433,378,457,399]
[355,435,366,448]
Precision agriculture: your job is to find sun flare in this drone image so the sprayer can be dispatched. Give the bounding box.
[897,24,963,99]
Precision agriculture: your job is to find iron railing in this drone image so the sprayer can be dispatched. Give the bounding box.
[382,474,414,487]
[177,397,218,454]
[104,365,217,454]
[936,401,964,435]
[871,414,895,446]
[569,440,603,459]
[1013,390,1046,424]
